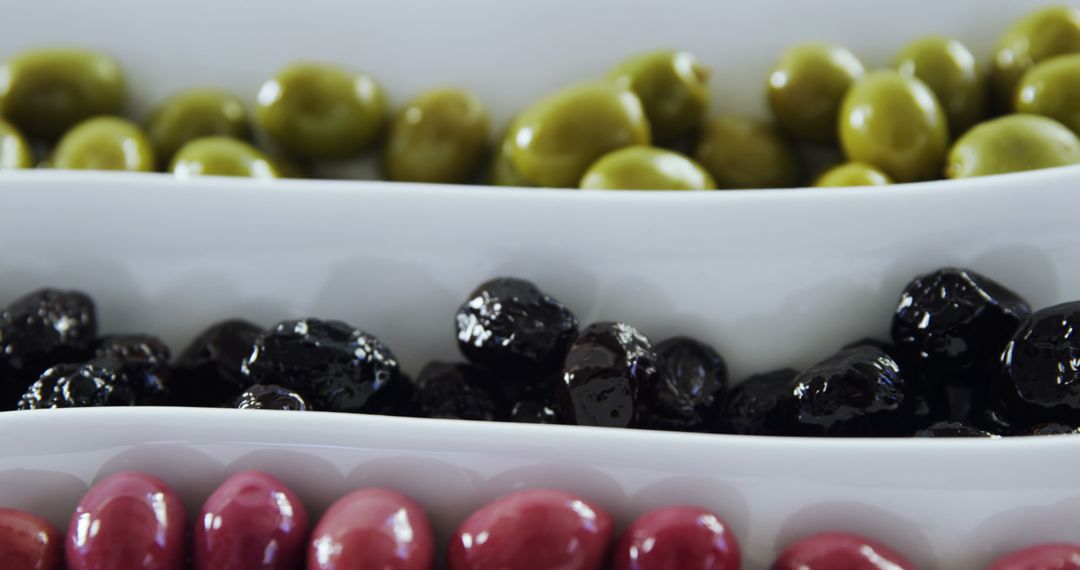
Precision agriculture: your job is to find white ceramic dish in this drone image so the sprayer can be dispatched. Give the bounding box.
[4,0,1080,568]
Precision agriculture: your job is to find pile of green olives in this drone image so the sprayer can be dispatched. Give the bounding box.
[2,4,1080,190]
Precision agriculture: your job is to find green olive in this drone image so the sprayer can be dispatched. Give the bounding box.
[53,117,154,171]
[170,136,279,178]
[255,62,387,160]
[992,5,1080,111]
[270,155,307,178]
[490,137,536,187]
[382,88,490,183]
[814,162,893,187]
[895,36,986,135]
[146,88,250,164]
[766,42,864,144]
[838,70,949,182]
[507,82,650,188]
[946,114,1080,178]
[609,50,709,144]
[0,49,125,141]
[694,115,801,189]
[1015,54,1080,135]
[0,118,33,169]
[579,145,715,190]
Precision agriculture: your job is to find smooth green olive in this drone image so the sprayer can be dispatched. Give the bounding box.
[146,88,250,164]
[0,118,33,169]
[895,36,986,135]
[52,117,154,171]
[814,162,893,187]
[946,114,1080,178]
[579,145,715,190]
[270,155,307,178]
[255,62,386,160]
[694,115,801,189]
[170,136,279,178]
[0,49,125,141]
[609,50,709,144]
[1015,54,1080,135]
[382,88,490,183]
[507,82,650,188]
[838,70,949,183]
[490,137,536,187]
[767,42,864,144]
[993,5,1080,111]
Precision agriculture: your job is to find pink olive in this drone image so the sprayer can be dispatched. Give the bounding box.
[987,543,1080,570]
[0,508,61,570]
[614,506,740,570]
[448,488,613,570]
[307,488,434,570]
[66,471,186,570]
[772,532,915,570]
[195,471,309,570]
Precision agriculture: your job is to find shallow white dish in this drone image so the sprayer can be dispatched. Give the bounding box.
[4,0,1080,567]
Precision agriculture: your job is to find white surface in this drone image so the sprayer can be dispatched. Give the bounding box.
[3,1,1080,568]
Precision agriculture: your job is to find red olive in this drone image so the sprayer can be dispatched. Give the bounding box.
[308,488,434,570]
[0,508,62,570]
[66,472,186,570]
[987,543,1080,570]
[772,533,915,570]
[614,506,740,570]
[448,488,613,570]
[195,471,309,570]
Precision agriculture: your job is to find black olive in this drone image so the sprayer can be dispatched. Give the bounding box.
[172,319,262,407]
[559,322,657,429]
[640,336,728,432]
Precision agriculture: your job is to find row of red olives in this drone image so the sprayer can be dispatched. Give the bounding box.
[0,469,1074,569]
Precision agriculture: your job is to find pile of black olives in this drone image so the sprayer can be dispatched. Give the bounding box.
[4,5,1080,188]
[3,267,1080,438]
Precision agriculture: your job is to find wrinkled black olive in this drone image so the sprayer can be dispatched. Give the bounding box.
[996,301,1080,425]
[172,319,262,407]
[723,368,798,435]
[93,334,172,404]
[243,318,401,413]
[843,337,947,425]
[1018,423,1080,436]
[914,420,999,438]
[413,361,503,421]
[788,345,907,436]
[509,399,562,424]
[455,277,578,373]
[234,384,309,411]
[559,322,657,428]
[0,288,97,404]
[891,268,1029,384]
[17,362,134,409]
[640,336,728,432]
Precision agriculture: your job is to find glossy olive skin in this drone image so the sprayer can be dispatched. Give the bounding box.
[767,42,864,144]
[580,146,715,190]
[695,115,801,189]
[1016,54,1080,135]
[309,489,434,570]
[171,136,279,178]
[449,489,613,570]
[993,5,1080,111]
[255,62,386,160]
[383,88,490,183]
[52,117,155,171]
[0,508,62,570]
[946,114,1080,178]
[613,506,740,570]
[0,49,125,140]
[507,82,650,188]
[146,88,251,163]
[772,533,915,570]
[67,472,186,570]
[610,50,709,144]
[0,118,33,169]
[839,70,949,182]
[195,471,309,570]
[490,136,537,186]
[988,543,1080,570]
[895,36,986,135]
[813,162,892,187]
